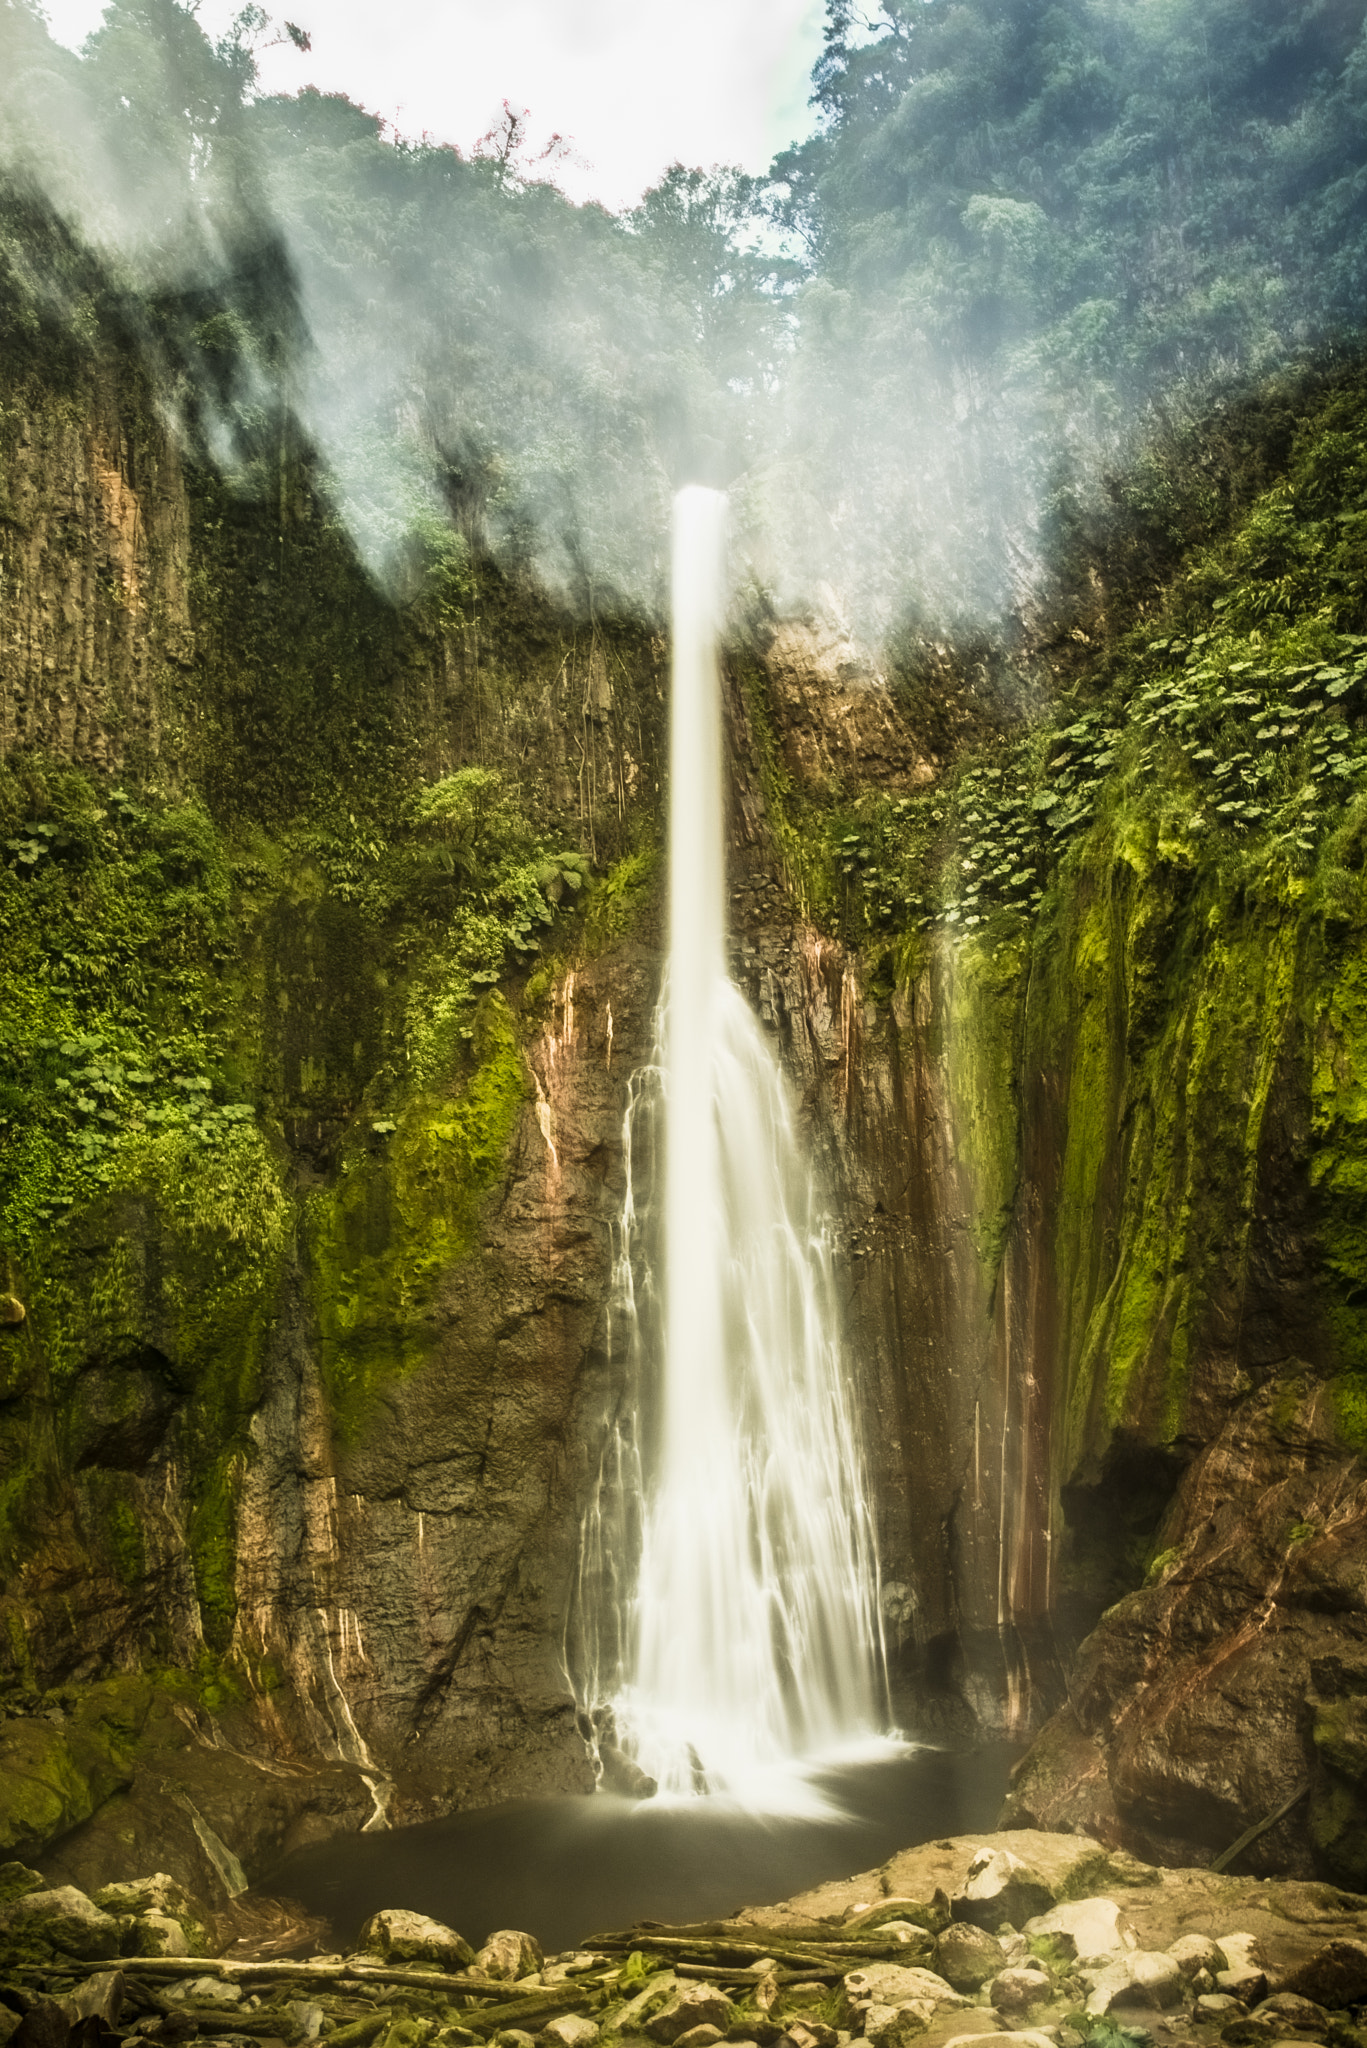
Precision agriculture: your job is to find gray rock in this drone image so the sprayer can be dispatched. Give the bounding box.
[1128,1953,1185,2009]
[1171,1937,1228,1981]
[951,1849,1054,1933]
[935,1923,1005,1992]
[132,1910,190,1957]
[1285,1939,1367,2009]
[647,1985,732,2044]
[542,2017,600,2048]
[166,1977,242,2008]
[0,1887,121,1962]
[1023,1899,1124,1963]
[862,2002,935,2048]
[1221,1995,1331,2044]
[784,2024,837,2048]
[67,1972,124,2025]
[475,1929,544,1981]
[841,1965,966,2012]
[1196,1997,1246,2025]
[991,1965,1052,2015]
[362,1908,476,1969]
[286,2002,327,2040]
[673,2028,725,2048]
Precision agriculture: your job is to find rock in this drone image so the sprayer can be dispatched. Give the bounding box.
[935,1925,1005,1992]
[1221,1995,1332,2044]
[951,1850,1055,1933]
[361,1909,475,1969]
[1284,1939,1367,2007]
[0,1866,44,1907]
[1196,1997,1246,2025]
[646,1985,733,2044]
[0,1887,121,1961]
[1216,1936,1267,2005]
[286,2003,327,2041]
[990,1966,1052,2015]
[941,2036,1056,2048]
[673,2029,724,2048]
[754,1971,782,2016]
[132,1911,189,1957]
[492,2033,537,2048]
[92,1875,210,1953]
[842,1966,966,2012]
[542,2018,600,2048]
[862,2001,936,2047]
[67,1973,124,2025]
[784,2025,837,2048]
[10,2001,71,2048]
[877,1924,933,1952]
[1171,1937,1228,1980]
[1023,1899,1124,1963]
[1084,1962,1135,2017]
[166,1977,241,2008]
[475,1929,543,1982]
[1127,1952,1185,2008]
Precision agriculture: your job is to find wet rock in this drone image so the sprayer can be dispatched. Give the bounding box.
[598,1745,658,1800]
[1284,1939,1367,2007]
[1084,1962,1135,2017]
[542,2018,599,2048]
[165,1977,241,2007]
[941,2035,1056,2048]
[1127,1953,1185,2008]
[286,2003,326,2041]
[0,1887,121,1961]
[475,1929,543,1981]
[10,2002,72,2048]
[1216,1935,1267,2004]
[91,1874,210,1953]
[492,2033,537,2048]
[862,2000,936,2047]
[1196,1998,1246,2025]
[1222,1994,1331,2044]
[0,1866,44,1906]
[646,1984,733,2044]
[841,1965,966,2012]
[131,1912,189,1956]
[1171,1937,1228,1980]
[990,1965,1052,2015]
[361,1909,475,1970]
[783,2024,837,2048]
[67,1973,123,2025]
[951,1849,1054,1932]
[674,2029,724,2048]
[1023,1898,1124,1963]
[754,1971,781,2016]
[934,1924,1005,1991]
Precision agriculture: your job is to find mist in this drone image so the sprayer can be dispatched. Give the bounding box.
[3,0,1366,643]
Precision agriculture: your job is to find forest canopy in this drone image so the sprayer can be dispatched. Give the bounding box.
[1,0,1365,628]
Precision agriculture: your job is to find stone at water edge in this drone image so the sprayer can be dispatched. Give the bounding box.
[287,2002,327,2041]
[475,1929,544,1981]
[1285,1939,1367,2008]
[1216,1934,1268,2004]
[989,1964,1052,2015]
[0,1887,121,1961]
[129,1909,189,1956]
[934,1924,1005,1992]
[1127,1952,1186,2008]
[645,1984,733,2045]
[862,1999,937,2047]
[942,2035,1056,2048]
[950,1849,1055,1933]
[1221,1993,1333,2043]
[67,1972,124,2026]
[542,2017,600,2048]
[841,1964,967,2013]
[1170,1936,1228,1980]
[1022,1897,1125,1962]
[361,1908,476,1969]
[165,1977,242,2008]
[1195,1996,1245,2024]
[783,2022,838,2048]
[672,2027,725,2048]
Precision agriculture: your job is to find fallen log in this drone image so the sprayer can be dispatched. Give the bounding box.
[103,1958,575,1997]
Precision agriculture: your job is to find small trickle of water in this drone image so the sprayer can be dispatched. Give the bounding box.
[566,488,891,1809]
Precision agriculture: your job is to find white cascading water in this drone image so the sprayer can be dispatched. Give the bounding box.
[567,486,890,1808]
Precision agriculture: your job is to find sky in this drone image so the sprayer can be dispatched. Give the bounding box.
[39,0,829,212]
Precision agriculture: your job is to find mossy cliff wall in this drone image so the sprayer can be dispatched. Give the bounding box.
[6,206,1367,1901]
[0,266,672,1898]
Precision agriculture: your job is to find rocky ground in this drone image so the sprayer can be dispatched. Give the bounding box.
[4,1831,1367,2048]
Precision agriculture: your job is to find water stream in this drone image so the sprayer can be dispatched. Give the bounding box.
[567,487,892,1806]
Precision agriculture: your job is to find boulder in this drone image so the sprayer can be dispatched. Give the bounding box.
[842,1965,966,2012]
[0,1887,121,1961]
[784,2025,837,2048]
[475,1929,543,1981]
[646,1985,733,2044]
[1284,1939,1367,2008]
[862,2000,936,2047]
[1196,1997,1246,2025]
[130,1911,189,1957]
[92,1875,210,1954]
[0,1866,44,1907]
[1221,1994,1332,2044]
[1216,1935,1267,2004]
[951,1850,1054,1933]
[361,1909,475,1970]
[542,2019,600,2048]
[1022,1898,1124,1962]
[1084,1962,1135,2017]
[935,1924,1005,1992]
[165,1977,242,2008]
[1127,1953,1185,2008]
[1171,1936,1228,1980]
[67,1972,124,2025]
[942,2036,1055,2048]
[990,1965,1052,2014]
[286,2002,327,2041]
[673,2030,724,2048]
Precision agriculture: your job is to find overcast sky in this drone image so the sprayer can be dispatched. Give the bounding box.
[39,0,828,211]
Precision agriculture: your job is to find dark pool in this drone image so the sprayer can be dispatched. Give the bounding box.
[260,1743,1020,1955]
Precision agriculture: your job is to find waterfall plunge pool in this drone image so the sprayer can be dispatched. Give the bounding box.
[257,1742,1021,1955]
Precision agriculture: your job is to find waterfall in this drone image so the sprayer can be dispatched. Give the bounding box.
[567,486,890,1808]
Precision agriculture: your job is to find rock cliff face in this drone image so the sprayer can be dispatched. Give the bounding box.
[4,252,1367,1904]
